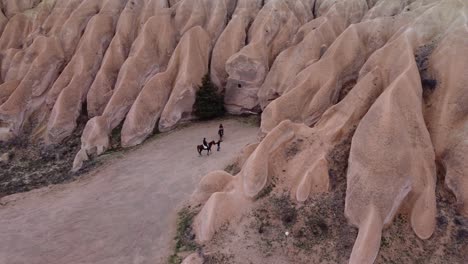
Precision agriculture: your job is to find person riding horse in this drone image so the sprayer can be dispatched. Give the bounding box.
[202,138,208,150]
[198,139,216,156]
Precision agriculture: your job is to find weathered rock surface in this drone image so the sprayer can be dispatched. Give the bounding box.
[0,151,11,163]
[181,253,204,264]
[0,0,467,263]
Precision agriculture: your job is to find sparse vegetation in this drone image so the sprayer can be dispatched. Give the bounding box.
[273,194,298,227]
[254,176,277,200]
[224,162,241,175]
[109,121,124,151]
[338,78,357,102]
[237,114,261,127]
[168,206,201,264]
[168,254,183,264]
[190,120,466,264]
[421,78,438,99]
[415,44,438,100]
[204,253,234,264]
[0,116,99,197]
[284,139,302,159]
[421,78,437,90]
[193,74,225,120]
[201,131,359,263]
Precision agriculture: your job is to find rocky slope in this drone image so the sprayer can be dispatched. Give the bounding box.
[0,0,467,263]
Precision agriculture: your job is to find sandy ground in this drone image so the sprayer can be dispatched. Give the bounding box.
[0,119,258,264]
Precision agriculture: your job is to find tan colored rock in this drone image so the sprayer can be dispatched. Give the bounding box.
[235,142,259,169]
[346,64,437,263]
[2,0,42,18]
[158,27,212,132]
[210,0,263,90]
[169,0,182,7]
[0,1,467,263]
[46,0,127,144]
[71,148,89,172]
[86,1,149,118]
[182,253,203,264]
[76,0,234,157]
[345,2,465,262]
[194,67,384,241]
[260,4,425,134]
[173,0,235,42]
[0,0,109,140]
[0,80,20,104]
[121,26,210,146]
[224,0,315,114]
[0,13,32,50]
[424,26,468,216]
[0,36,64,137]
[74,6,177,160]
[363,0,407,20]
[190,1,467,263]
[258,0,368,109]
[0,152,11,163]
[190,170,234,205]
[0,9,7,36]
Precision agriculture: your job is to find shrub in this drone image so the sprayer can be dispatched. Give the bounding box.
[193,74,225,120]
[168,206,200,264]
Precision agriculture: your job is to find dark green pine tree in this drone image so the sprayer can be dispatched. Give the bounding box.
[193,74,225,120]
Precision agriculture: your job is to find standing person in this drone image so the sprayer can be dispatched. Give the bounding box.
[218,124,224,141]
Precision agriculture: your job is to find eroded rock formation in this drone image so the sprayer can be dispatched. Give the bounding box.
[0,0,466,263]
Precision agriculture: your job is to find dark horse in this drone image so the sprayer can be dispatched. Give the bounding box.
[197,140,216,156]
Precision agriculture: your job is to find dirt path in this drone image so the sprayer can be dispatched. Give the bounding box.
[0,119,258,264]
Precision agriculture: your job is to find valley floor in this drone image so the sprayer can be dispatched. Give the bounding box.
[0,118,258,264]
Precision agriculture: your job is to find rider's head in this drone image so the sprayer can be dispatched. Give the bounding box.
[203,137,206,140]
